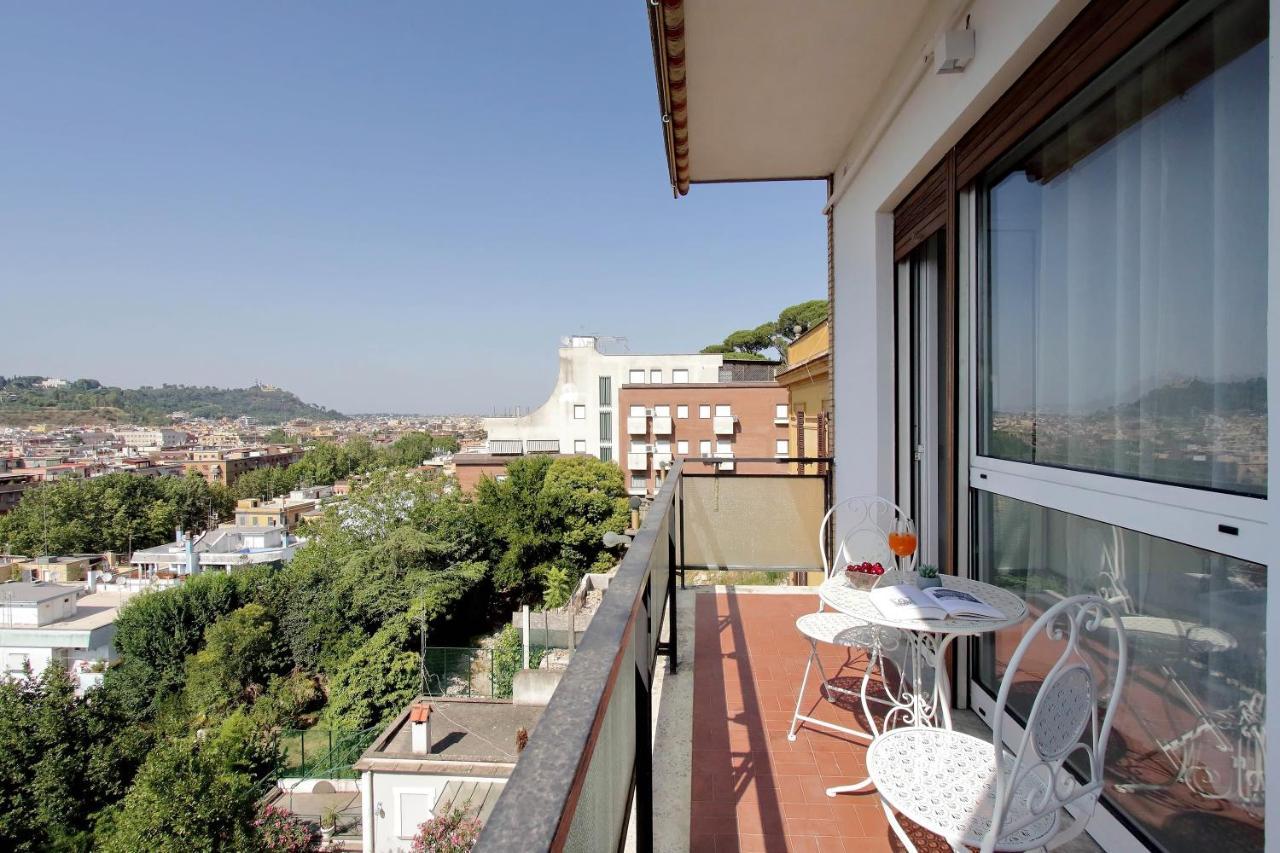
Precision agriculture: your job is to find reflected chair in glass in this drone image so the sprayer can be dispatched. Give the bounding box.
[1067,516,1260,811]
[787,495,917,744]
[866,594,1129,853]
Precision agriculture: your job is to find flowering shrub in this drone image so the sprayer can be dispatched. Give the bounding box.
[411,807,481,853]
[255,804,321,853]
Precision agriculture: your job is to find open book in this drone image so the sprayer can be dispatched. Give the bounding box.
[869,584,1004,622]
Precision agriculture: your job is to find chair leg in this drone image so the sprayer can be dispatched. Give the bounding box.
[787,646,817,741]
[880,797,918,853]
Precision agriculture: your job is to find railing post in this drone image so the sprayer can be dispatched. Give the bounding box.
[635,574,653,853]
[667,501,678,674]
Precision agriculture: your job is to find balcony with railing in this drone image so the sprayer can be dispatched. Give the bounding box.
[475,456,919,853]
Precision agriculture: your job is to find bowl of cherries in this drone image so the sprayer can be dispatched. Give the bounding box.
[844,561,885,591]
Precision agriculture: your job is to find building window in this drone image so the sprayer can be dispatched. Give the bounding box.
[572,405,586,420]
[698,404,710,419]
[715,439,731,454]
[980,0,1267,496]
[574,440,586,453]
[598,376,612,408]
[698,440,711,456]
[629,441,647,453]
[774,403,789,422]
[676,404,688,419]
[631,475,647,490]
[599,411,612,442]
[628,369,646,384]
[971,3,1269,848]
[649,369,662,383]
[629,405,647,417]
[714,404,731,417]
[775,439,789,456]
[653,405,670,417]
[676,440,689,454]
[654,439,671,454]
[672,369,689,384]
[495,474,508,483]
[599,446,612,463]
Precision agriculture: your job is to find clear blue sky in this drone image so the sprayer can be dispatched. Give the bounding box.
[1,2,826,414]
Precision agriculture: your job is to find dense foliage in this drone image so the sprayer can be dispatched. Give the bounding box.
[474,455,628,597]
[230,433,458,501]
[701,298,828,362]
[0,471,234,555]
[0,454,626,848]
[0,376,347,425]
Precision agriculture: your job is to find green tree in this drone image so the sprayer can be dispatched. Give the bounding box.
[184,604,281,719]
[323,618,421,731]
[0,472,230,555]
[96,712,276,853]
[542,565,572,609]
[701,299,828,362]
[475,456,626,596]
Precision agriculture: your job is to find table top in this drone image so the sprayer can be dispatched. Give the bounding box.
[819,573,1027,636]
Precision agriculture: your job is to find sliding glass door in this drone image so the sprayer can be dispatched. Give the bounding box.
[968,0,1268,849]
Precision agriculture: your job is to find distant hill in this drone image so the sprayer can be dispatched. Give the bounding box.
[1114,376,1266,417]
[0,376,348,425]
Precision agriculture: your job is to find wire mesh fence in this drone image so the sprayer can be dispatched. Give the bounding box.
[421,644,552,699]
[274,725,381,780]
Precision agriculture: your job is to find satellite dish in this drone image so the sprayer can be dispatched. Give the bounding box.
[99,572,114,585]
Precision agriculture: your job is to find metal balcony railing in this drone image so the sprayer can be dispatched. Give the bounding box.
[475,457,832,853]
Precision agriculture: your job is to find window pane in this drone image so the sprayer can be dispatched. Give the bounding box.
[672,369,689,384]
[572,405,586,420]
[698,405,710,418]
[980,0,1268,495]
[598,376,611,407]
[599,411,612,442]
[599,446,612,463]
[677,405,689,419]
[650,369,662,383]
[714,404,731,417]
[628,369,645,384]
[676,441,689,454]
[975,491,1265,850]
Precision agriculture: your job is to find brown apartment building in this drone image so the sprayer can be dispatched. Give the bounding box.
[180,445,304,487]
[618,382,789,496]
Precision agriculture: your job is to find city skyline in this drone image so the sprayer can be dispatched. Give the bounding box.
[1,2,827,413]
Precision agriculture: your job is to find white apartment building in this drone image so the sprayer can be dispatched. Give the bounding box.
[481,336,723,462]
[114,428,189,450]
[129,525,301,577]
[0,582,123,689]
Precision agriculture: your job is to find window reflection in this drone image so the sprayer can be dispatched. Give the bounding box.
[975,492,1265,850]
[980,0,1268,495]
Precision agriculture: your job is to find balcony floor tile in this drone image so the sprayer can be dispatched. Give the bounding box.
[690,590,920,853]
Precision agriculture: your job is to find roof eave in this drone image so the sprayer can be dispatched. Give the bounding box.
[647,0,688,196]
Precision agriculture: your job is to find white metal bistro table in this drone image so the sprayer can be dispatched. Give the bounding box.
[817,573,1027,796]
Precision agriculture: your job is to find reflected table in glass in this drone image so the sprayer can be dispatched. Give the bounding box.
[817,574,1027,796]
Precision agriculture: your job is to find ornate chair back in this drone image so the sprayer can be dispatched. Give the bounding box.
[984,594,1128,853]
[819,495,916,580]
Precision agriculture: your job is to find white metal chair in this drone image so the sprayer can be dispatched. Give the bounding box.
[866,594,1129,853]
[787,495,918,743]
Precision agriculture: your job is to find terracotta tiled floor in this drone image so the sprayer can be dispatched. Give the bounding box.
[690,590,941,853]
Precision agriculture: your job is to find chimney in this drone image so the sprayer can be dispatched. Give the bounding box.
[409,702,434,754]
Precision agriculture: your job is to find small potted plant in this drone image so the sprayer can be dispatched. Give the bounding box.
[918,563,942,589]
[319,806,339,842]
[844,561,885,591]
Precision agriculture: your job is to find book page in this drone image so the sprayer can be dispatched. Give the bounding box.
[870,584,946,621]
[924,587,1003,619]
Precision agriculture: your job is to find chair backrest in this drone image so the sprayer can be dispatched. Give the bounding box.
[819,495,916,579]
[984,595,1128,853]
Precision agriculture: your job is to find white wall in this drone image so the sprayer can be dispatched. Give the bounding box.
[483,338,721,456]
[364,769,506,853]
[830,0,1086,503]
